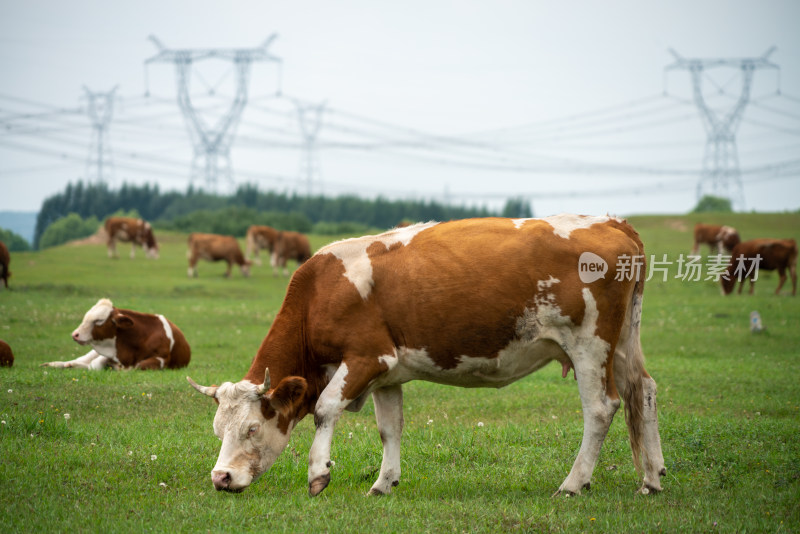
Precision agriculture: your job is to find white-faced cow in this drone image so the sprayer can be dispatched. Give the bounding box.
[188,233,252,278]
[0,340,13,367]
[42,298,191,370]
[271,231,312,276]
[0,240,10,289]
[245,225,279,266]
[188,216,666,497]
[721,238,797,296]
[691,223,740,256]
[105,217,159,259]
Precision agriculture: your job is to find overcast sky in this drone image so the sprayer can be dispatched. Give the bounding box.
[1,0,798,216]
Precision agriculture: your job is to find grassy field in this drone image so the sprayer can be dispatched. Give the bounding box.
[1,214,799,533]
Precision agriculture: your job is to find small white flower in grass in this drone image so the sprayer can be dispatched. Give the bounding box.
[348,432,353,439]
[477,422,484,427]
[128,451,133,456]
[151,454,157,461]
[7,389,11,394]
[159,482,167,488]
[147,393,152,399]
[63,413,70,420]
[427,419,433,425]
[1,420,6,425]
[329,460,335,467]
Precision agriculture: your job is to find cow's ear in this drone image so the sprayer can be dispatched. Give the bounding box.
[268,377,307,417]
[112,314,135,329]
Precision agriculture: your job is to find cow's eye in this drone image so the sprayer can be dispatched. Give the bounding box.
[94,319,104,326]
[248,425,259,436]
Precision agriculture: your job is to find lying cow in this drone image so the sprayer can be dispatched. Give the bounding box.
[691,223,740,256]
[105,217,159,259]
[188,215,665,497]
[0,240,9,289]
[42,298,191,370]
[187,233,252,278]
[245,225,278,266]
[721,238,797,296]
[0,340,13,367]
[271,231,311,276]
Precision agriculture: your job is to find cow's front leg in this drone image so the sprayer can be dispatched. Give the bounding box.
[308,356,387,496]
[555,353,620,496]
[41,349,111,370]
[129,243,136,259]
[368,385,403,496]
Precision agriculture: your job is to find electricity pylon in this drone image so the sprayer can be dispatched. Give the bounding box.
[666,48,779,210]
[294,99,326,196]
[145,35,281,192]
[83,85,118,185]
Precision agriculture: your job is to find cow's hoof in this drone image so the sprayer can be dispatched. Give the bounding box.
[308,473,330,497]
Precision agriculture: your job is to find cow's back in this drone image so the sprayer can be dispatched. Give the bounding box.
[166,318,191,368]
[308,217,642,364]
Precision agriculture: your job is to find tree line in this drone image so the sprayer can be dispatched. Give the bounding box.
[31,181,532,249]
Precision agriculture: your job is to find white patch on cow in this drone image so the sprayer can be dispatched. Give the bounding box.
[543,213,618,239]
[157,314,175,351]
[318,222,438,299]
[42,349,112,370]
[512,218,531,229]
[378,352,399,372]
[156,357,166,369]
[308,362,353,487]
[537,276,560,291]
[71,299,118,361]
[211,380,295,492]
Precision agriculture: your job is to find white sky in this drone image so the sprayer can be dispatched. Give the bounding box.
[1,0,799,216]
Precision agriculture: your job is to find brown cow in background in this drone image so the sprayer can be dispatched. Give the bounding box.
[0,240,10,289]
[272,231,311,276]
[245,225,278,266]
[105,217,159,259]
[188,233,252,278]
[692,223,740,256]
[0,340,13,367]
[721,238,797,296]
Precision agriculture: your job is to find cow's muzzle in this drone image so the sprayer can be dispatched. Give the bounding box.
[212,470,243,492]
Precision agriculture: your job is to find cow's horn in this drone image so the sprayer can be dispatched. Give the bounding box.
[186,376,218,398]
[256,368,271,395]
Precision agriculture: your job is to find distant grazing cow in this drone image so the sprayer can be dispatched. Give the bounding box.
[42,298,191,370]
[245,225,279,266]
[0,340,13,367]
[692,223,740,255]
[188,216,665,497]
[0,240,10,289]
[105,217,159,259]
[271,231,311,276]
[721,238,797,296]
[188,233,251,278]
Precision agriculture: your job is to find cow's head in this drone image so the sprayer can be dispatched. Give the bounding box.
[143,223,159,259]
[187,369,307,492]
[72,298,133,350]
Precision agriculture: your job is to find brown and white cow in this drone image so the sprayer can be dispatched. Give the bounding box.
[105,217,159,259]
[271,231,312,276]
[188,215,665,497]
[691,223,740,256]
[188,233,252,278]
[0,240,10,289]
[0,340,13,367]
[245,225,279,266]
[42,298,191,370]
[721,238,797,296]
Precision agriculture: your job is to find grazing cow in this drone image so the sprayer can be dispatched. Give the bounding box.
[245,225,279,266]
[0,340,13,367]
[271,231,312,276]
[0,240,9,289]
[187,233,252,278]
[42,298,191,370]
[691,223,740,255]
[105,217,159,259]
[721,238,797,296]
[187,216,665,497]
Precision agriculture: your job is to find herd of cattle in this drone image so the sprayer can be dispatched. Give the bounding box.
[0,215,795,497]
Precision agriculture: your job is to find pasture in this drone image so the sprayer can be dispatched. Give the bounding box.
[1,213,799,533]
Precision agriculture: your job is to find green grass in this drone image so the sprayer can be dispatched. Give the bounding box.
[1,215,799,533]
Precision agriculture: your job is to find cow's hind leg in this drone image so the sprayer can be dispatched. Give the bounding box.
[369,385,404,496]
[555,348,620,496]
[775,267,787,295]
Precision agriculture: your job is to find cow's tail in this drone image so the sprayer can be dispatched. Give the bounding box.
[245,227,255,259]
[621,277,645,474]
